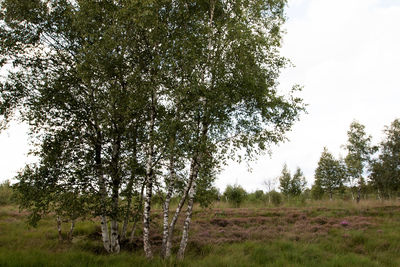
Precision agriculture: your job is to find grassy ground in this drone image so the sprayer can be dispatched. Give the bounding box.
[0,200,399,266]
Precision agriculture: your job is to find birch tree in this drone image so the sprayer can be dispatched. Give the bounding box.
[344,121,374,202]
[314,148,346,200]
[160,0,305,259]
[1,0,304,259]
[0,0,150,253]
[370,119,400,198]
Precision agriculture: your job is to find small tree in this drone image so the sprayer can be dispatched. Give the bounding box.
[344,121,374,202]
[290,167,307,196]
[279,165,306,200]
[263,178,277,204]
[279,164,292,200]
[370,119,400,198]
[223,185,247,208]
[270,191,282,206]
[0,180,13,205]
[311,179,324,200]
[314,148,347,200]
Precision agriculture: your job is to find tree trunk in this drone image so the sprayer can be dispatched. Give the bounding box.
[143,167,153,258]
[56,215,63,242]
[100,215,111,252]
[164,159,196,258]
[177,178,198,260]
[161,156,176,258]
[68,220,75,241]
[95,135,111,253]
[143,91,156,259]
[356,187,361,203]
[175,113,209,259]
[110,220,120,253]
[110,139,122,253]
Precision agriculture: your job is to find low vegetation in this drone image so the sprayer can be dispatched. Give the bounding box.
[1,198,399,266]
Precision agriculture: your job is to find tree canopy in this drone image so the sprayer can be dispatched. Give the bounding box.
[0,0,304,258]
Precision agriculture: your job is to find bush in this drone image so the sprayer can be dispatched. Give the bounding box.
[0,180,14,205]
[247,190,265,203]
[223,184,247,207]
[195,186,220,208]
[269,191,282,206]
[311,183,324,200]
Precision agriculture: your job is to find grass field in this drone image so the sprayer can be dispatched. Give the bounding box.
[0,200,399,266]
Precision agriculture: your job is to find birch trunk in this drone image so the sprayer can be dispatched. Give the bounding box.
[68,220,75,241]
[110,220,120,253]
[110,139,121,253]
[56,215,62,242]
[143,91,156,259]
[95,135,111,253]
[161,156,177,258]
[164,160,196,258]
[143,163,153,258]
[110,188,120,253]
[176,113,208,259]
[177,179,197,260]
[356,187,361,203]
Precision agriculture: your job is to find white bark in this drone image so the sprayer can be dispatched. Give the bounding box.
[56,215,62,242]
[177,179,198,259]
[96,140,111,253]
[68,220,75,241]
[110,220,120,253]
[143,169,153,258]
[100,215,111,252]
[164,159,195,258]
[143,91,156,259]
[161,157,176,258]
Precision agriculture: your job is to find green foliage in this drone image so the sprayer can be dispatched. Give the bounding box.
[0,180,13,205]
[314,147,347,199]
[195,186,220,209]
[269,190,282,206]
[247,190,266,204]
[279,164,292,196]
[0,0,305,256]
[223,185,247,208]
[279,165,307,198]
[311,181,324,200]
[344,121,375,199]
[370,119,400,198]
[291,167,307,196]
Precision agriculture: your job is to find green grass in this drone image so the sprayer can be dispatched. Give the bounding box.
[0,201,400,266]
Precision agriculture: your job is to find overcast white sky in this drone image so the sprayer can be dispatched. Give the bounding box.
[217,0,400,192]
[1,0,400,192]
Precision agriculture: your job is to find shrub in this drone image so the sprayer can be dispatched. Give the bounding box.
[247,190,265,203]
[223,184,247,207]
[0,180,14,205]
[269,190,282,206]
[311,183,324,200]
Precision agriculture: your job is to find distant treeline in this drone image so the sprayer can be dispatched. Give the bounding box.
[218,119,400,207]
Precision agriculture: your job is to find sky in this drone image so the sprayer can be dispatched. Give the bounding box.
[1,0,400,192]
[216,0,400,192]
